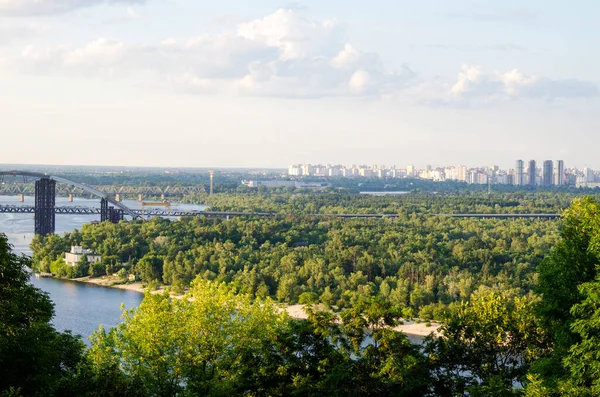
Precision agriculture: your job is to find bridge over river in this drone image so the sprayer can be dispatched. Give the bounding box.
[0,204,561,220]
[0,169,561,236]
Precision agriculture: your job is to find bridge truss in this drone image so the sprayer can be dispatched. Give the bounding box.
[0,205,561,220]
[0,170,141,235]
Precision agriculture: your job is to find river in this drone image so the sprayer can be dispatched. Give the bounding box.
[1,195,207,343]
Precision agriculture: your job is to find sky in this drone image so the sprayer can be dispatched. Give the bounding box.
[1,0,599,169]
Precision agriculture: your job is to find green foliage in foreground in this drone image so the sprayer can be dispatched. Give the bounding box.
[0,235,85,396]
[69,281,431,397]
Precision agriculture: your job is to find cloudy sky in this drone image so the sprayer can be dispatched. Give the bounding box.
[1,0,598,169]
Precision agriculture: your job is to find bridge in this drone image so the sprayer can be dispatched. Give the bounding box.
[0,170,141,236]
[0,203,562,221]
[0,205,277,219]
[0,183,206,199]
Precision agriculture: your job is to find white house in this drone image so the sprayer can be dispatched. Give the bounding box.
[64,246,102,267]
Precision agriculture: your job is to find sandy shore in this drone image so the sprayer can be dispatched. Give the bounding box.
[73,277,439,337]
[72,276,165,295]
[284,304,440,337]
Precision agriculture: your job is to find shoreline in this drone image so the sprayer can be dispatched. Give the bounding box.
[67,276,440,338]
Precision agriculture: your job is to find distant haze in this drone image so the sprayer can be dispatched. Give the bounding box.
[0,1,598,169]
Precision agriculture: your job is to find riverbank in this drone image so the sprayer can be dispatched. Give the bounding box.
[71,276,440,338]
[72,276,159,294]
[285,304,440,337]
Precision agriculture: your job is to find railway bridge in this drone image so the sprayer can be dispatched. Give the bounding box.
[0,170,140,236]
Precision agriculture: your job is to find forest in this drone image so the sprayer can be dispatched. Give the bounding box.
[30,192,564,320]
[4,196,600,395]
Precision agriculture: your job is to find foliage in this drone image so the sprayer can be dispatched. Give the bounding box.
[532,197,600,389]
[31,204,559,318]
[424,292,547,396]
[0,234,85,396]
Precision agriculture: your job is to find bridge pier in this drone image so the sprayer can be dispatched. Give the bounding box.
[138,194,142,202]
[19,193,23,203]
[68,193,73,202]
[34,178,55,236]
[101,198,108,222]
[101,198,124,224]
[115,194,121,202]
[109,208,124,223]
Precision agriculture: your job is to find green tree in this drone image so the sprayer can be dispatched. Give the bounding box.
[87,278,288,396]
[562,276,600,395]
[425,292,547,396]
[534,197,600,387]
[0,234,85,396]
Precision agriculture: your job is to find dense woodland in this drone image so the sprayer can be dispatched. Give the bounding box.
[5,192,600,395]
[31,192,564,320]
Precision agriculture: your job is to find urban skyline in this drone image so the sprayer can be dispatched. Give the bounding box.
[288,159,600,188]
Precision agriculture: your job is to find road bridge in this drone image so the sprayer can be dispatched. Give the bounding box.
[0,183,205,198]
[0,204,562,220]
[0,170,140,235]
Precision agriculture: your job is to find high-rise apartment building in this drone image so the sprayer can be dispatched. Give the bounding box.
[457,165,467,182]
[585,168,595,183]
[555,160,565,186]
[515,160,524,186]
[407,165,415,177]
[528,160,537,187]
[543,160,553,186]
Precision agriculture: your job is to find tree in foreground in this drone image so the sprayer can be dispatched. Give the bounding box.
[84,279,431,396]
[527,197,600,394]
[86,279,290,396]
[0,234,84,396]
[424,292,547,396]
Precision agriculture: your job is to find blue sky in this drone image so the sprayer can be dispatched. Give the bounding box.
[1,0,598,168]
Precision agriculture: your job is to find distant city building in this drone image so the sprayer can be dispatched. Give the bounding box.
[555,160,565,186]
[585,167,595,183]
[285,161,593,189]
[288,165,303,176]
[65,246,101,267]
[528,160,537,186]
[457,165,467,182]
[515,160,524,186]
[543,160,554,187]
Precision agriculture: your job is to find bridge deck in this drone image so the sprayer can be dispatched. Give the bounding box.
[0,205,561,220]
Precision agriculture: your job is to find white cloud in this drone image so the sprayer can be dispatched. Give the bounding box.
[2,9,597,103]
[7,9,414,98]
[0,0,146,16]
[419,64,599,106]
[237,9,343,61]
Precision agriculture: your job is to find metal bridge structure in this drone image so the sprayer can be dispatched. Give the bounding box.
[0,170,140,236]
[0,202,562,221]
[0,205,277,219]
[0,182,205,198]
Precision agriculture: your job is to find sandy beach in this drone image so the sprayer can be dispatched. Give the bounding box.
[284,304,440,337]
[72,276,164,294]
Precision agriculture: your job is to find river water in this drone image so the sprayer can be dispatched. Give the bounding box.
[0,195,207,343]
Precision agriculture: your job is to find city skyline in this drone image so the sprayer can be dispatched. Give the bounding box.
[1,1,600,167]
[287,159,599,187]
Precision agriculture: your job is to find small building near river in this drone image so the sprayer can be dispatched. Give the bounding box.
[65,246,102,267]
